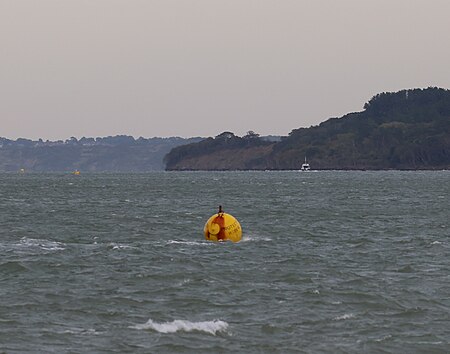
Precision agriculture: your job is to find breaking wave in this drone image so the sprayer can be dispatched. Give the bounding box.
[132,318,229,335]
[19,237,65,251]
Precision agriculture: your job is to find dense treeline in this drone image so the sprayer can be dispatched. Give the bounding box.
[165,88,450,170]
[163,131,274,169]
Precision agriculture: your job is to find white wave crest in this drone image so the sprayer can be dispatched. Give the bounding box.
[334,313,355,321]
[241,235,272,242]
[167,240,212,246]
[108,243,134,250]
[19,237,65,251]
[132,319,229,335]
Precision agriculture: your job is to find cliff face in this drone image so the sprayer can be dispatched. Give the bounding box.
[165,88,450,170]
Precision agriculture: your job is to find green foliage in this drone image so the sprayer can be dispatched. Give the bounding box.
[164,131,272,169]
[166,88,450,170]
[273,87,450,169]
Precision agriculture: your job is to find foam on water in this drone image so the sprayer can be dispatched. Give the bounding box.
[18,237,65,251]
[334,313,355,321]
[166,240,212,246]
[59,328,100,336]
[132,319,229,335]
[241,234,272,242]
[107,242,135,250]
[375,334,393,342]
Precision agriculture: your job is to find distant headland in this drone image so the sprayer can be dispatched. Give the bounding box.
[165,87,450,171]
[0,136,203,172]
[1,87,449,172]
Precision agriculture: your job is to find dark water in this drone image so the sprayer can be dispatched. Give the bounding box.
[0,171,449,353]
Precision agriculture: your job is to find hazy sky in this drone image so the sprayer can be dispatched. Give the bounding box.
[1,0,450,140]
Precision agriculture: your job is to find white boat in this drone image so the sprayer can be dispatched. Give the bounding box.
[301,157,310,171]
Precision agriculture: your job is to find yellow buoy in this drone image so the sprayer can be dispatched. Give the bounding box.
[204,206,242,242]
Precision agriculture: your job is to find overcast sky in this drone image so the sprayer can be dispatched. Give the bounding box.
[1,0,450,140]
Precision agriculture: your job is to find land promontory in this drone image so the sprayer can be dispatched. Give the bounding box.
[164,88,450,170]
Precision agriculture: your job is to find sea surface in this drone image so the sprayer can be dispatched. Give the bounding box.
[0,171,449,353]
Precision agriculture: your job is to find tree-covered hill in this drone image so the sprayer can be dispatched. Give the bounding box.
[164,131,275,170]
[165,88,450,170]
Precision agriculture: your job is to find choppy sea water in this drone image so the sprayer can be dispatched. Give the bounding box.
[0,171,449,353]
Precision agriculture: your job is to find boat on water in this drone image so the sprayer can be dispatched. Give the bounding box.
[301,157,310,171]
